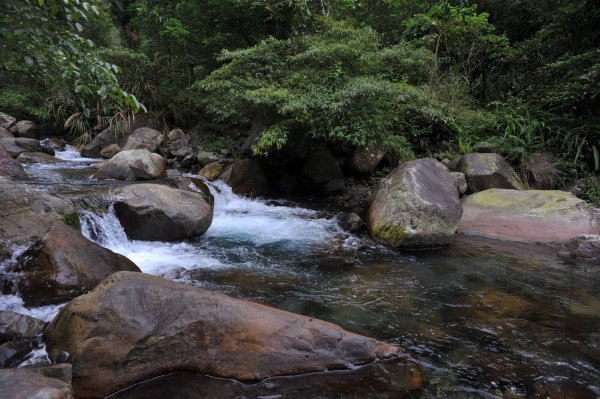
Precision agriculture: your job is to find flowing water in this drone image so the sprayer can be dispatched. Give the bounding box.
[2,147,599,398]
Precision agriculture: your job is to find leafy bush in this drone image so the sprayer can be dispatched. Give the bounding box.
[196,18,456,158]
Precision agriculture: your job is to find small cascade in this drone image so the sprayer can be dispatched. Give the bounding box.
[80,204,130,253]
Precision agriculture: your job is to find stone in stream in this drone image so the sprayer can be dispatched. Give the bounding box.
[366,158,462,248]
[0,144,27,179]
[80,128,115,158]
[121,127,164,152]
[0,137,42,158]
[43,272,411,398]
[0,311,47,343]
[100,143,120,159]
[219,158,269,196]
[456,152,526,193]
[113,183,213,241]
[458,189,600,243]
[16,151,63,164]
[0,368,74,399]
[10,120,38,139]
[197,161,223,181]
[15,224,141,306]
[94,149,166,180]
[0,176,76,245]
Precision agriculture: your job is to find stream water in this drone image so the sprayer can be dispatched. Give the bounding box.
[1,146,599,398]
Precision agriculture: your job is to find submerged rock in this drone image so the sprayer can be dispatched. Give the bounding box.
[0,176,76,244]
[558,234,600,259]
[366,158,462,248]
[0,368,74,399]
[456,153,526,193]
[94,149,166,180]
[219,159,269,196]
[16,224,140,306]
[121,127,163,152]
[44,272,403,398]
[0,145,26,179]
[114,184,213,241]
[459,189,600,243]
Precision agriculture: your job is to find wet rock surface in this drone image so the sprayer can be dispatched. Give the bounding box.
[44,272,405,398]
[114,184,213,241]
[459,189,600,243]
[366,158,462,248]
[16,224,140,306]
[0,311,46,342]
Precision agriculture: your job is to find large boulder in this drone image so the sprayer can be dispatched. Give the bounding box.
[0,145,26,179]
[197,161,223,181]
[17,151,63,164]
[44,272,403,398]
[80,128,115,158]
[458,189,600,243]
[219,159,269,196]
[0,368,74,399]
[456,153,526,193]
[0,311,46,343]
[94,149,166,180]
[0,177,76,245]
[301,145,346,195]
[366,158,462,248]
[0,137,42,158]
[121,127,164,152]
[16,224,140,306]
[11,120,38,139]
[114,184,213,241]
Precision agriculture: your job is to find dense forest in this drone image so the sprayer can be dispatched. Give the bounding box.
[1,0,599,202]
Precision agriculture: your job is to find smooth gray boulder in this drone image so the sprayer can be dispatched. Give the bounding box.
[0,145,26,179]
[121,127,163,152]
[366,158,462,248]
[94,149,166,180]
[44,272,404,398]
[457,153,526,193]
[11,120,38,139]
[0,137,42,158]
[113,184,213,241]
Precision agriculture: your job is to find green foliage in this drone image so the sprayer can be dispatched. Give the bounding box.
[581,176,600,206]
[0,85,48,121]
[205,136,235,153]
[197,19,455,158]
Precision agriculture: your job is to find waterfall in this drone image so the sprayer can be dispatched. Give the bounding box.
[80,204,130,253]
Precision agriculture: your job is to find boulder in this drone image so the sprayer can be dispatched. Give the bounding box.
[16,224,140,306]
[0,311,46,343]
[558,234,600,259]
[99,144,120,159]
[219,159,269,196]
[197,151,220,166]
[80,128,115,158]
[94,149,166,180]
[11,120,38,139]
[167,128,186,142]
[340,212,364,233]
[0,145,26,179]
[0,368,74,399]
[0,112,16,129]
[17,151,63,164]
[0,176,76,244]
[44,272,402,398]
[301,145,346,195]
[121,127,163,152]
[451,171,467,195]
[114,184,213,241]
[197,161,223,181]
[0,137,42,158]
[457,153,526,193]
[0,340,32,368]
[366,158,462,248]
[0,127,13,139]
[348,146,385,174]
[458,189,600,243]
